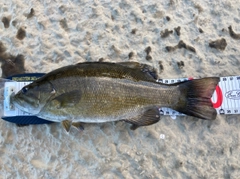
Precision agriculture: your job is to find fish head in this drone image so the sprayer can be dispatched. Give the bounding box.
[11,81,55,114]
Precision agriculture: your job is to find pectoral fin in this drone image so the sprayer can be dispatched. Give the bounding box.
[72,122,84,131]
[124,107,160,130]
[51,90,81,108]
[62,120,72,133]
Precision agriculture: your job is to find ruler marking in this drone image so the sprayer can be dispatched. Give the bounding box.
[232,77,236,113]
[230,77,233,113]
[220,77,224,113]
[220,77,224,112]
[233,76,237,112]
[232,76,236,113]
[237,76,240,113]
[225,77,229,113]
[228,77,232,114]
[228,77,231,111]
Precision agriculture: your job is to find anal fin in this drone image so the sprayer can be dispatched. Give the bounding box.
[72,122,84,131]
[124,107,160,130]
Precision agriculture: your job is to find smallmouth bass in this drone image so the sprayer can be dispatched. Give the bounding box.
[11,62,220,132]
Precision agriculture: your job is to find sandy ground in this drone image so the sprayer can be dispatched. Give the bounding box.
[1,0,240,178]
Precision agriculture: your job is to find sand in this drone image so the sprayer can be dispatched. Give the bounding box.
[0,0,240,178]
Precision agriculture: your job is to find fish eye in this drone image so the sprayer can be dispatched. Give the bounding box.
[21,87,28,94]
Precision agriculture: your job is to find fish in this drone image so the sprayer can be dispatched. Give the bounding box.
[11,62,220,132]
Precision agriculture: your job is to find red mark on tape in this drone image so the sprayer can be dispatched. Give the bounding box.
[212,85,223,108]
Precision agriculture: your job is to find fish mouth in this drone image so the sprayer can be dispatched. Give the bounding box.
[10,94,42,115]
[10,94,25,111]
[10,94,31,113]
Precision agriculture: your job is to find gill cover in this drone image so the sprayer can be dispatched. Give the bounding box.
[12,80,55,114]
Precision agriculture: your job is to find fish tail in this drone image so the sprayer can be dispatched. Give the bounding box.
[173,77,220,120]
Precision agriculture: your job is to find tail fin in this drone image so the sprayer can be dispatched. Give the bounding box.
[173,77,220,120]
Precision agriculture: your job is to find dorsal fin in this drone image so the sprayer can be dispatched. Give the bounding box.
[34,62,158,84]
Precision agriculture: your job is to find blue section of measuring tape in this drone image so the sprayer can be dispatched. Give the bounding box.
[2,116,53,125]
[2,73,54,125]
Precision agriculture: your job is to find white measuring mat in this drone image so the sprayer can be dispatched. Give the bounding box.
[3,76,240,117]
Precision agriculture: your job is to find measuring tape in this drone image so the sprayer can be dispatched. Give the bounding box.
[3,76,240,118]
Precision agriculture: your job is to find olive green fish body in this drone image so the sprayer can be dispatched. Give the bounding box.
[38,76,179,123]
